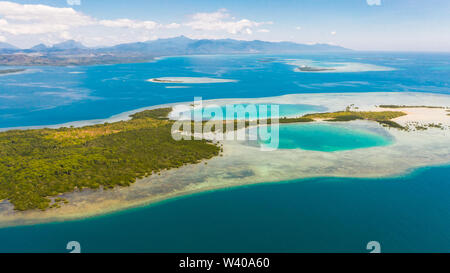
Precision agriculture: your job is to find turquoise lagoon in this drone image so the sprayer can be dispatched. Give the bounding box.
[182,104,327,120]
[0,53,449,252]
[258,123,392,151]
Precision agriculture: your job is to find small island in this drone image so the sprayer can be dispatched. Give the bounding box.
[287,59,395,73]
[147,77,237,84]
[150,78,184,83]
[0,68,25,75]
[295,65,335,72]
[0,104,412,211]
[302,110,407,129]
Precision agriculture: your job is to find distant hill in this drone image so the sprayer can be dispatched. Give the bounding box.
[0,36,351,66]
[0,42,18,50]
[50,40,87,51]
[30,43,49,51]
[102,36,350,55]
[102,36,195,56]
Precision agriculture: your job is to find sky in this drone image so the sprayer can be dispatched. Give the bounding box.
[0,0,449,51]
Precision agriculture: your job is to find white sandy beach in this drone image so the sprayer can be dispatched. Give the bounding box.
[147,77,237,84]
[285,59,395,73]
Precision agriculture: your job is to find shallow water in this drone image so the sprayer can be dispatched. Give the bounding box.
[0,165,449,253]
[182,103,326,121]
[258,123,392,151]
[1,52,449,128]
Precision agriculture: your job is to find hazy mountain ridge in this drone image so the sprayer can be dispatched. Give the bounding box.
[0,36,350,66]
[102,36,349,55]
[0,42,18,49]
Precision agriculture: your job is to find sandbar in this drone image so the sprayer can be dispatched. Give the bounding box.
[147,77,237,84]
[286,59,395,73]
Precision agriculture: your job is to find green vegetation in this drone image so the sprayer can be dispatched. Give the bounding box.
[405,122,446,131]
[185,110,404,132]
[0,108,219,211]
[129,107,172,120]
[278,117,314,123]
[185,116,314,134]
[303,110,407,121]
[427,123,444,129]
[378,105,444,109]
[376,120,405,130]
[303,110,407,129]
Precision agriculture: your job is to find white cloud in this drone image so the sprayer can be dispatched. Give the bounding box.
[366,0,381,6]
[0,1,184,47]
[0,21,74,35]
[295,26,302,30]
[165,23,181,29]
[331,31,337,35]
[99,19,160,30]
[185,9,269,35]
[0,1,94,35]
[60,31,72,40]
[0,2,273,47]
[0,35,5,42]
[67,0,81,6]
[0,2,92,23]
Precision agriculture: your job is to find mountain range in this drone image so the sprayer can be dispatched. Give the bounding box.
[0,42,18,50]
[99,36,349,55]
[29,40,87,51]
[0,36,350,66]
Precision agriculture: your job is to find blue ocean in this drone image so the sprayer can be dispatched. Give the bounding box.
[1,53,449,128]
[0,52,449,252]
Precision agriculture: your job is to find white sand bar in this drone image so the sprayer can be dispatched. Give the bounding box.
[147,77,237,84]
[286,59,395,73]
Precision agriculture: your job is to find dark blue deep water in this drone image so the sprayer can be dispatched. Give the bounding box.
[0,53,449,252]
[0,165,449,253]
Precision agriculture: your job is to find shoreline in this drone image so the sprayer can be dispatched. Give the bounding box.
[147,77,238,84]
[0,91,448,131]
[1,162,444,230]
[285,59,396,73]
[0,92,450,228]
